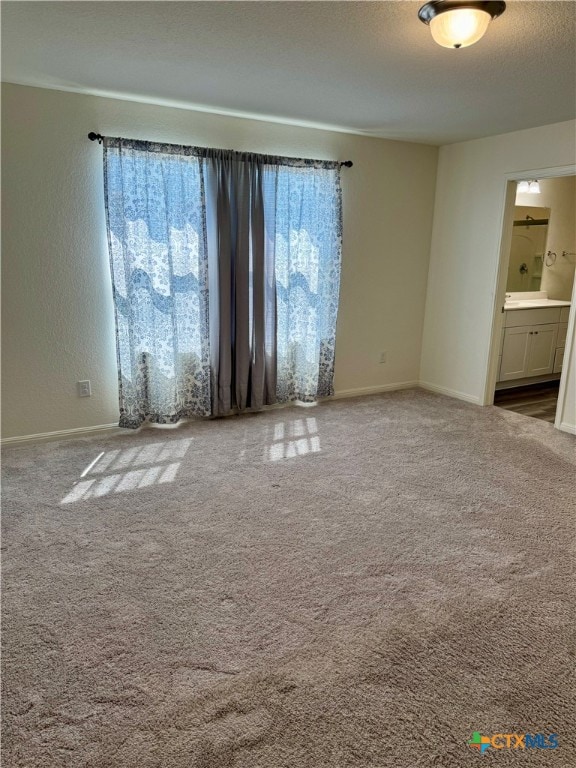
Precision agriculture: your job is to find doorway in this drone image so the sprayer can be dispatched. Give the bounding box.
[494,381,559,423]
[486,169,576,430]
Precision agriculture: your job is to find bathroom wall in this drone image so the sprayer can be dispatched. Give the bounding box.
[515,176,576,301]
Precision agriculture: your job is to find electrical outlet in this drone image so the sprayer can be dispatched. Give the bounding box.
[379,351,387,364]
[78,380,91,397]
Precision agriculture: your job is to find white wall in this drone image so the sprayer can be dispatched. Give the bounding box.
[515,176,576,301]
[1,84,438,439]
[420,120,576,432]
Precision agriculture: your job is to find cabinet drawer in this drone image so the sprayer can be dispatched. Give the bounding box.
[557,322,568,347]
[505,307,561,327]
[560,306,571,323]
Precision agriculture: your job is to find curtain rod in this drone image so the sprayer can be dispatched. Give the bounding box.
[87,133,353,167]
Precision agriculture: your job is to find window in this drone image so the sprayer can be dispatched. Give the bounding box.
[103,139,342,428]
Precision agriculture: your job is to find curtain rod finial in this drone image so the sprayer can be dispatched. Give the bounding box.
[88,132,104,144]
[340,160,353,168]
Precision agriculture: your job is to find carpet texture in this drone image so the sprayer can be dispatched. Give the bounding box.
[2,389,575,767]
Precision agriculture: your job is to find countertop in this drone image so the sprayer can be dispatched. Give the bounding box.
[504,299,571,310]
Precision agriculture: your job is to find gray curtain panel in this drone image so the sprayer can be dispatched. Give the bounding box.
[103,138,342,428]
[204,153,278,416]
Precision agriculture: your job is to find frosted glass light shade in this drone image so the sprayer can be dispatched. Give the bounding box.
[429,8,491,48]
[516,180,540,195]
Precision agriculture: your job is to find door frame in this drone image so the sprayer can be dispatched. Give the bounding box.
[483,165,576,434]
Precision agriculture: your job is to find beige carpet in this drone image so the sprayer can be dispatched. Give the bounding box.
[2,389,575,767]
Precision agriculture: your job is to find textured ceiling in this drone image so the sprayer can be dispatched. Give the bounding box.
[2,1,575,145]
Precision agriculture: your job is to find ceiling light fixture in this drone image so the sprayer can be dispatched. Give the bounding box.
[528,180,541,194]
[517,179,541,194]
[418,1,506,49]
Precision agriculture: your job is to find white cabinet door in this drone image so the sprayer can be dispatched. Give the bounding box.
[527,323,558,376]
[553,348,564,374]
[500,326,531,380]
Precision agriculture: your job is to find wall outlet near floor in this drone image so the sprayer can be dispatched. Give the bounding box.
[379,351,387,364]
[77,380,92,397]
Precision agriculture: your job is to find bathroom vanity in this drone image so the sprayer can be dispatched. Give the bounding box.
[497,292,571,385]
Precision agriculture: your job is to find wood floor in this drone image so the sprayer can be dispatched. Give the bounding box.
[494,381,560,423]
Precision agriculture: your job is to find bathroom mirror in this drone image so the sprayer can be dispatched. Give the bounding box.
[506,206,550,292]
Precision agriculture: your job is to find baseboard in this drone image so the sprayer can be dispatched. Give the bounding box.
[3,387,570,444]
[495,374,560,391]
[332,381,419,399]
[1,423,121,447]
[1,386,420,445]
[2,386,419,445]
[418,381,481,405]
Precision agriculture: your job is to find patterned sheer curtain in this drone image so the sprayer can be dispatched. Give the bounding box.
[103,139,342,428]
[104,141,212,428]
[274,165,342,402]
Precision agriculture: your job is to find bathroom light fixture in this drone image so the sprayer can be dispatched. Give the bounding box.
[418,1,506,49]
[517,180,541,194]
